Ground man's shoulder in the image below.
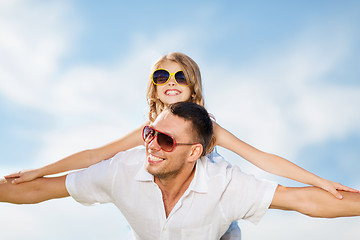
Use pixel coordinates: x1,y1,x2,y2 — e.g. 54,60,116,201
199,154,259,184
199,155,236,179
109,148,146,168
112,147,146,160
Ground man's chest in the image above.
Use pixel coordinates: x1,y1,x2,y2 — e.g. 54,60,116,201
112,182,228,239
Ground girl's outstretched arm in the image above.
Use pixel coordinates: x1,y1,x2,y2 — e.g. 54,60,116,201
5,124,147,184
213,122,359,199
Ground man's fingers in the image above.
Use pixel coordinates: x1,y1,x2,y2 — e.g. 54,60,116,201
0,178,8,184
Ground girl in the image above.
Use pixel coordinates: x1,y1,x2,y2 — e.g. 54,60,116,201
5,53,357,238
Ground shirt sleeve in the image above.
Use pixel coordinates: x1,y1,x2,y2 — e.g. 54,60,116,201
220,166,278,224
66,157,117,206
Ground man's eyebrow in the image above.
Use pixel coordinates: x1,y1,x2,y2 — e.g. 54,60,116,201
151,113,182,138
150,125,175,138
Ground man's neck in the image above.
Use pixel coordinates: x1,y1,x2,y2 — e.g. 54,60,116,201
155,164,196,218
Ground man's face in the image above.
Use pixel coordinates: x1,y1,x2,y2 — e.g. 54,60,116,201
145,110,196,180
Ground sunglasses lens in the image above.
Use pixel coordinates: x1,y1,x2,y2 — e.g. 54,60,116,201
143,126,174,151
174,71,188,86
143,126,155,142
157,132,174,151
152,69,169,85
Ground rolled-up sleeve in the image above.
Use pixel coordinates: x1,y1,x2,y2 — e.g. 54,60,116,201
220,166,278,224
66,158,115,205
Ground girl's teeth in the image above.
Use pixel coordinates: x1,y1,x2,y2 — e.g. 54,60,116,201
166,90,179,95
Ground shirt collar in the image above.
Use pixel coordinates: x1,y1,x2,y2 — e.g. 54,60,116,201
189,157,208,193
134,156,209,194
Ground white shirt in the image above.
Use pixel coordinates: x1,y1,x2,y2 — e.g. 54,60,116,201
66,148,277,240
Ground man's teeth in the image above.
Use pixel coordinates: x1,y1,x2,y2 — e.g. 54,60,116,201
149,154,164,162
166,90,179,95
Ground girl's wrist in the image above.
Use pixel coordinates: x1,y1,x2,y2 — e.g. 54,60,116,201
311,176,325,187
35,167,47,178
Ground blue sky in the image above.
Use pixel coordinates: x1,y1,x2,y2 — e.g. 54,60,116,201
1,0,360,239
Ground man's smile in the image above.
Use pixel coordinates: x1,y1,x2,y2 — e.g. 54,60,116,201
148,153,165,164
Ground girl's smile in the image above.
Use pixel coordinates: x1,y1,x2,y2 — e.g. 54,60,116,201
165,89,181,96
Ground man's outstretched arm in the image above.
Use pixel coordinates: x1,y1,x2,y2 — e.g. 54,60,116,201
0,176,69,204
270,185,360,218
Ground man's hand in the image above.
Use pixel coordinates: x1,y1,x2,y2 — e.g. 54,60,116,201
270,185,360,218
0,175,69,204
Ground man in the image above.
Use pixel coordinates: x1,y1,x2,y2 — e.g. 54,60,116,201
1,102,360,239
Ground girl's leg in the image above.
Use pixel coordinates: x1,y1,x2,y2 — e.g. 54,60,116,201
220,221,241,240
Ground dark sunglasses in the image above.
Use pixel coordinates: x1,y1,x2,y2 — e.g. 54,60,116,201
151,69,189,86
142,125,196,152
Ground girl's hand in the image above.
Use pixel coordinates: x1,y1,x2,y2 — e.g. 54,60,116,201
4,169,42,184
318,178,359,199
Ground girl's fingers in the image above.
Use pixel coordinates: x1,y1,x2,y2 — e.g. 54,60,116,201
328,188,343,200
336,184,359,193
11,178,22,184
4,173,20,179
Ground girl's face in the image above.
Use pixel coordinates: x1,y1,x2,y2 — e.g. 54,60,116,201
155,61,192,105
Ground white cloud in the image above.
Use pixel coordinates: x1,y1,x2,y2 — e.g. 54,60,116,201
0,198,130,240
0,0,76,107
205,23,360,158
293,87,360,141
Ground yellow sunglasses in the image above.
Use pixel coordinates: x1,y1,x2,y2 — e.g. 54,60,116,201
151,69,189,86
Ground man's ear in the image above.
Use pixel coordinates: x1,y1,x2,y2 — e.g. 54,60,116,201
187,144,203,163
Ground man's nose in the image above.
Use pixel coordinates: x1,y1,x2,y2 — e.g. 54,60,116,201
148,136,162,151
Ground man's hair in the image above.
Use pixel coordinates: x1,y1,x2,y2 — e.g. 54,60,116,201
169,102,213,156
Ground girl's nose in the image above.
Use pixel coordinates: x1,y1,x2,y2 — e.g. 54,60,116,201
167,75,177,86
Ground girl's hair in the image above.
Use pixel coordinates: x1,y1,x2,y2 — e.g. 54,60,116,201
146,52,204,122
